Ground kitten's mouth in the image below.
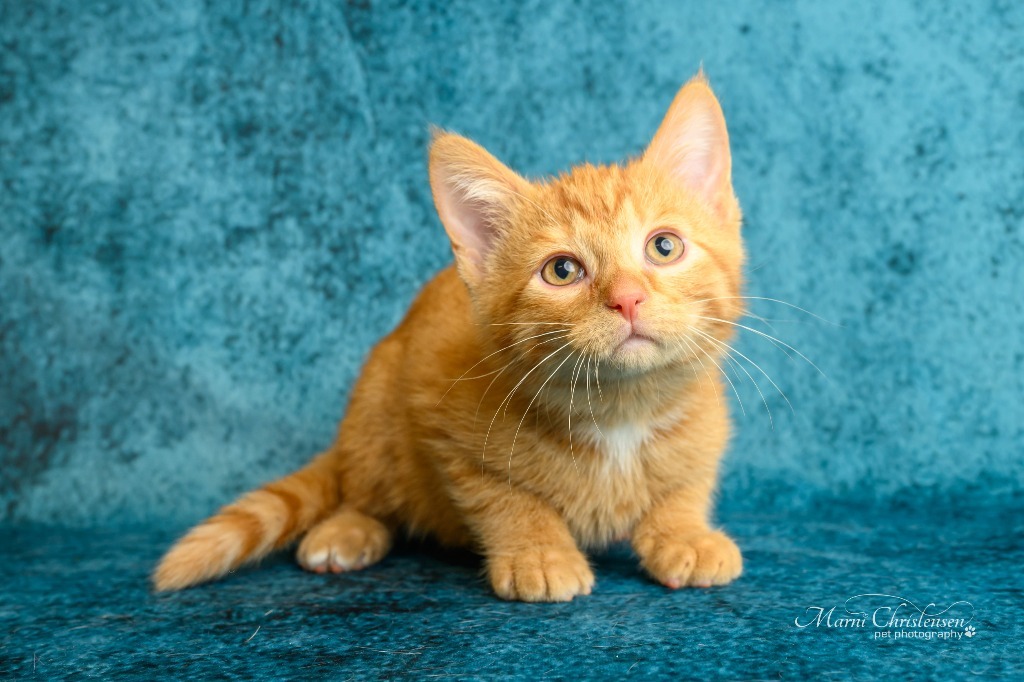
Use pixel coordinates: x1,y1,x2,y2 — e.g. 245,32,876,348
614,333,657,354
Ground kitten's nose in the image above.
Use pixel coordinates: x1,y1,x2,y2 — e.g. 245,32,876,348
606,287,647,323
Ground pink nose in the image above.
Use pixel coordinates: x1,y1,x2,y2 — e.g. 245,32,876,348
606,288,646,323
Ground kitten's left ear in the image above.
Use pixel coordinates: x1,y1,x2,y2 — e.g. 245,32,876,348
643,72,738,221
429,131,531,287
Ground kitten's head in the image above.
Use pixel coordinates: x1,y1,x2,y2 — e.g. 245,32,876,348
429,74,744,382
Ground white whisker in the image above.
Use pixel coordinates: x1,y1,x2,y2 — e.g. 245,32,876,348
743,310,780,334
483,340,574,462
436,329,570,406
678,334,720,406
691,325,794,428
508,347,577,486
566,347,589,474
452,367,505,382
585,355,604,439
689,296,839,326
487,322,577,326
474,361,511,428
693,315,828,380
693,328,768,425
679,334,745,417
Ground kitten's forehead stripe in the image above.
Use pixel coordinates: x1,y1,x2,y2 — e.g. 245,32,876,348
552,181,597,222
548,165,634,225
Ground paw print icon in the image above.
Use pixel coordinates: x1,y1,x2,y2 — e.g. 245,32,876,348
964,626,976,638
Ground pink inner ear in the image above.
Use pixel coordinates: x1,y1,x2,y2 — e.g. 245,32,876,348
429,133,527,281
644,82,733,211
440,182,494,270
672,109,728,196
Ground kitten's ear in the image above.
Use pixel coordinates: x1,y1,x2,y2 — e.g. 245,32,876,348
429,131,530,285
643,73,736,220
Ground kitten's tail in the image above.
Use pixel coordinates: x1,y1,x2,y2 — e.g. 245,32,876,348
152,449,342,592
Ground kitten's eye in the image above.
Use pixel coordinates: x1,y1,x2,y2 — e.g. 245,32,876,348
645,232,685,265
540,256,585,286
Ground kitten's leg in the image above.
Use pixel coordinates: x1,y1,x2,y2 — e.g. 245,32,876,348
451,469,594,602
631,487,742,589
296,507,393,574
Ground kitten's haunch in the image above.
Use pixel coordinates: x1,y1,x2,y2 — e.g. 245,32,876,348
155,72,746,601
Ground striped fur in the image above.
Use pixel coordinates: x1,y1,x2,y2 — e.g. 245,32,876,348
153,451,340,591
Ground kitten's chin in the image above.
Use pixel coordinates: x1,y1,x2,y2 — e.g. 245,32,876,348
616,335,657,354
607,334,664,374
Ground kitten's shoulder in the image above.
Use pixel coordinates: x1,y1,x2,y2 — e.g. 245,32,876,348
392,264,476,352
404,265,470,321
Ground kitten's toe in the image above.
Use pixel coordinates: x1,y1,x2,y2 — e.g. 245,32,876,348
297,509,392,574
488,545,594,602
634,529,742,589
687,531,743,586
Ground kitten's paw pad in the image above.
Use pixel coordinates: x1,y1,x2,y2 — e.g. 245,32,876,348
488,546,594,602
634,529,742,589
297,511,392,574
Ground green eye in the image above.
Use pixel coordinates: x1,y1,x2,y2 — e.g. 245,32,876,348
645,232,684,264
541,256,585,286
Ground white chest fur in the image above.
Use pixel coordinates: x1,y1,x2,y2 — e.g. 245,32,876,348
582,421,652,472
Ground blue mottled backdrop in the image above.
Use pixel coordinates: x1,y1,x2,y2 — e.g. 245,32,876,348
1,1,1022,678
3,0,1021,524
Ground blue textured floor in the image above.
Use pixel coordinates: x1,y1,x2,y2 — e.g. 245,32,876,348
3,505,1020,678
2,0,1023,677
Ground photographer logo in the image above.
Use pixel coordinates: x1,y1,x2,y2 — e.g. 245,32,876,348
794,594,976,641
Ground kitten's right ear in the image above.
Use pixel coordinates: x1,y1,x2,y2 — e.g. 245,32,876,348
429,131,529,286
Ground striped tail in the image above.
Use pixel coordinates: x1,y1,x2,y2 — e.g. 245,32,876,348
152,450,341,591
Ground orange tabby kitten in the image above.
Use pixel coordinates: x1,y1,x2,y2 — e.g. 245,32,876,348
154,73,745,601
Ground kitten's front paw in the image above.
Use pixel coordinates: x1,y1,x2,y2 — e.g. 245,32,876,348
488,545,595,602
633,529,742,589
